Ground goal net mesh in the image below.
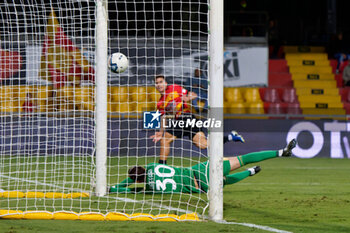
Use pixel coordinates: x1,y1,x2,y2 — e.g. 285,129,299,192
0,0,209,219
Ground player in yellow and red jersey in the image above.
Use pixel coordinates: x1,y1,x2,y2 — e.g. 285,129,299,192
150,75,244,164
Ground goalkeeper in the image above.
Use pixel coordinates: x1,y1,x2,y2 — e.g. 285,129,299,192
109,139,297,194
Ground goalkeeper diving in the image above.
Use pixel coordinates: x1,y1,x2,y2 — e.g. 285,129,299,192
109,138,297,194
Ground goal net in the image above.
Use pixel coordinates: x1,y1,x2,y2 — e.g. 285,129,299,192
0,0,211,220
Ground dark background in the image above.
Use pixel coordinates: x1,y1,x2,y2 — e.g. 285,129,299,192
1,0,349,48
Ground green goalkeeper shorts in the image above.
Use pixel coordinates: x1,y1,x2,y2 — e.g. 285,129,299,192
191,160,231,193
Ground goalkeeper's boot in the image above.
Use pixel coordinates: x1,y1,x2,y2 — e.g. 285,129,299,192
281,139,297,157
228,131,245,143
247,166,261,176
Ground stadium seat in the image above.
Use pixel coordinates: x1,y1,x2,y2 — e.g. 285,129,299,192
293,80,337,88
339,88,350,102
289,66,333,74
244,88,261,103
107,101,116,113
343,102,350,114
130,86,147,102
147,87,161,102
115,103,130,113
131,102,148,113
226,102,246,114
263,88,281,103
74,87,94,111
346,90,350,103
110,86,127,103
36,86,53,112
248,102,264,114
286,103,302,115
224,88,243,103
282,88,298,103
266,102,285,115
56,87,75,111
285,52,328,60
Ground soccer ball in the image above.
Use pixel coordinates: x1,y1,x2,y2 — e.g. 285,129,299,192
109,52,129,73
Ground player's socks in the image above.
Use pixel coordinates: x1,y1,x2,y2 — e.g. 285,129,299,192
237,139,297,166
158,159,167,164
237,150,278,166
224,170,250,185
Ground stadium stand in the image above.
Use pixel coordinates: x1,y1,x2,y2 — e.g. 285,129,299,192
2,46,350,119
222,45,350,118
286,51,345,116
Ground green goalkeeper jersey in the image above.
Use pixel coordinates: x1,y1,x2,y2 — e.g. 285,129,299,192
145,163,200,193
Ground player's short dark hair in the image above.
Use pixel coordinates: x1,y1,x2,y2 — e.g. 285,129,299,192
155,74,165,80
128,166,146,182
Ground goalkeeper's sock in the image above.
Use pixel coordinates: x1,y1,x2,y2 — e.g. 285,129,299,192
237,150,278,166
224,170,250,185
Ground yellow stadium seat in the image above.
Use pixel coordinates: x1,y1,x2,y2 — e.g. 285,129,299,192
291,73,334,80
296,88,339,96
224,88,243,103
56,87,75,111
285,53,327,60
130,86,147,102
36,86,53,112
0,86,14,101
108,101,118,113
283,46,325,54
248,102,264,114
0,101,16,113
289,66,332,74
110,86,128,103
115,103,130,113
243,88,261,103
293,80,336,88
226,102,246,114
131,102,148,113
147,86,161,102
287,59,330,67
74,86,94,111
147,101,158,111
298,95,340,103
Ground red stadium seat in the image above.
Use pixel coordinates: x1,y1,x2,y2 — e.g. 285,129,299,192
266,102,285,115
339,88,348,102
282,88,298,103
343,102,350,114
286,102,302,115
346,90,350,103
263,88,281,103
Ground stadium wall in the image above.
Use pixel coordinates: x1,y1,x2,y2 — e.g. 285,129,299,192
1,116,349,159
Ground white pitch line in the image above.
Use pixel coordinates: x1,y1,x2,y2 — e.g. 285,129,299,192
0,173,199,215
107,195,200,216
0,174,85,192
0,174,292,232
217,220,293,233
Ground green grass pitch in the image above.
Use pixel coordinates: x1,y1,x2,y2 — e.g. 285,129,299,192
0,157,350,233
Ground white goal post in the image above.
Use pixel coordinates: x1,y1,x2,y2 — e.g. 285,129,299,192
0,0,223,221
208,0,224,221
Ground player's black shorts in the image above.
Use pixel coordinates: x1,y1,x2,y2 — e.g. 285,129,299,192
165,114,202,139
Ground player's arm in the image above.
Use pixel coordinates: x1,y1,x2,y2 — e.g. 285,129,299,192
183,91,197,102
150,115,166,143
109,177,137,193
